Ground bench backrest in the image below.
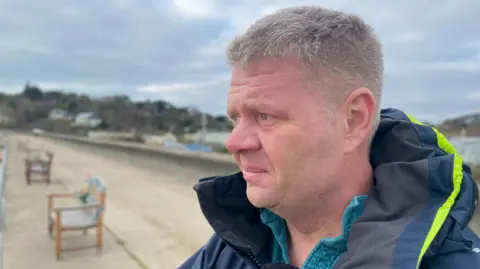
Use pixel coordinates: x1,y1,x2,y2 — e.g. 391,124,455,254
80,176,107,220
25,149,54,164
25,150,54,174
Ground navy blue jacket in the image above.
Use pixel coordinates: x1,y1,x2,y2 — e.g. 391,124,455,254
179,108,480,269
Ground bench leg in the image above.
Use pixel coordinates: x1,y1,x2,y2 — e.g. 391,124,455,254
25,171,31,185
48,220,54,239
55,219,62,260
96,225,103,254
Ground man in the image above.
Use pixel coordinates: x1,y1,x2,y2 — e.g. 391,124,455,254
180,5,480,269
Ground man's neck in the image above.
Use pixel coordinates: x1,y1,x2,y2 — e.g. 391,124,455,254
284,193,348,267
284,155,373,267
286,207,344,267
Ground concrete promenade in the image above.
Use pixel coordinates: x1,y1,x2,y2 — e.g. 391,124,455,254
4,134,213,269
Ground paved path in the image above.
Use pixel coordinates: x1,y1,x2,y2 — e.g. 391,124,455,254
3,135,144,269
5,135,214,269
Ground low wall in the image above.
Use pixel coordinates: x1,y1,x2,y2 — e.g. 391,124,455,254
38,132,239,183
0,135,9,269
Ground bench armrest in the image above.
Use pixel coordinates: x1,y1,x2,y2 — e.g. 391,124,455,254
48,193,75,198
52,203,101,213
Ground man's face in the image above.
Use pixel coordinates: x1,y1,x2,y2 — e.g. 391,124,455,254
226,59,346,211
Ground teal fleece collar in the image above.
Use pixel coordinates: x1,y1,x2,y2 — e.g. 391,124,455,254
260,195,368,269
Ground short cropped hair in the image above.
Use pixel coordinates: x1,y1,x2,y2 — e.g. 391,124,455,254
227,5,384,134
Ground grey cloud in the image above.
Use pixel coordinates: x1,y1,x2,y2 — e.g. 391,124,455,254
0,0,224,85
0,0,479,120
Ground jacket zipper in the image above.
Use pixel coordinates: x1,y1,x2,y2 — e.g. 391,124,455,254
247,253,263,268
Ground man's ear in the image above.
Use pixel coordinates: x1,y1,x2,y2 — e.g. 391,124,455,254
342,87,376,153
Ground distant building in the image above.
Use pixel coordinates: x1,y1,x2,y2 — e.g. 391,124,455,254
190,131,231,145
0,105,15,125
49,108,73,121
72,112,103,128
443,114,480,127
463,115,480,125
0,114,13,125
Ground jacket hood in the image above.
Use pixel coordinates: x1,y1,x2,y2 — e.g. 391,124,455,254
193,108,479,269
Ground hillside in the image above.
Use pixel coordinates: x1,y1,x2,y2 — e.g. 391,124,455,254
0,83,233,136
436,113,480,137
2,82,479,139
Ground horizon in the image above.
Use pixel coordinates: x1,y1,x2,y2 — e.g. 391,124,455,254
3,86,480,125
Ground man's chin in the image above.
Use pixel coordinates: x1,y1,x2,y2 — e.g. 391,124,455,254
246,185,277,208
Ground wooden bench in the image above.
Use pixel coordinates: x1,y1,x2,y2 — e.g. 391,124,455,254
25,149,54,185
47,176,107,260
17,138,30,152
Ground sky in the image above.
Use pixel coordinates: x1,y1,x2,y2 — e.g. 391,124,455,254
0,0,479,123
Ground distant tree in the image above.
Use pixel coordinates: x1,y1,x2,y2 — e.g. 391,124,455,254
135,102,145,109
98,121,109,130
7,100,16,110
154,100,169,113
114,95,130,103
215,115,229,122
34,102,55,118
182,118,194,129
55,103,69,110
22,82,43,100
75,94,93,112
67,100,78,112
44,90,63,100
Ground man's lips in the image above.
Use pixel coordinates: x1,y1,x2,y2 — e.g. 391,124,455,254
242,166,267,173
241,166,268,184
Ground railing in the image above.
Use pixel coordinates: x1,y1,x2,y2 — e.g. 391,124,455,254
449,137,480,165
0,136,9,269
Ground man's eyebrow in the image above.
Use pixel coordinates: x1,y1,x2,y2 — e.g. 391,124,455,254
227,92,279,115
245,95,280,110
244,100,267,111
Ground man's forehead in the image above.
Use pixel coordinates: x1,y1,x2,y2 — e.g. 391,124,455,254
227,86,278,105
231,58,301,84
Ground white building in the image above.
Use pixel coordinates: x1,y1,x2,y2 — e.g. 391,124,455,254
72,112,102,128
49,108,73,121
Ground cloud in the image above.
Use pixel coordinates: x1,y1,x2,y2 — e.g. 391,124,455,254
467,92,480,101
137,74,230,109
390,32,424,43
0,0,479,121
139,74,229,94
171,0,218,18
419,61,479,73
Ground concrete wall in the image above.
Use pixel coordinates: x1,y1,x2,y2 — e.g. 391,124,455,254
38,132,239,184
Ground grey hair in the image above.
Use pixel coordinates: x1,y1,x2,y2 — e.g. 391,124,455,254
227,5,384,137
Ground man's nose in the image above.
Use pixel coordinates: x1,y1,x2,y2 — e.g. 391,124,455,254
226,122,261,153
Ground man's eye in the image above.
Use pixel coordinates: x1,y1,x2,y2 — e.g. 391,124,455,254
259,113,271,121
230,116,240,124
